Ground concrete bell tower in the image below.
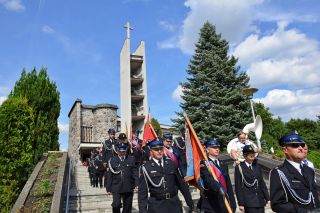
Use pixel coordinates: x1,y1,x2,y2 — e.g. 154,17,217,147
120,22,149,136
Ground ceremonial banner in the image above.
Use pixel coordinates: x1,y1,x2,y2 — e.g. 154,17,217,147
184,115,206,188
184,114,232,213
142,114,157,147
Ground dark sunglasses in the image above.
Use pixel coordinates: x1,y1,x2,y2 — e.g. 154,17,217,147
286,143,305,148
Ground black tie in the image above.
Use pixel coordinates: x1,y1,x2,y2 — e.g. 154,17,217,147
214,160,219,167
249,165,253,170
158,160,162,167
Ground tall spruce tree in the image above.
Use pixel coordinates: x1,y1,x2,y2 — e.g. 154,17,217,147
174,22,252,147
9,67,60,163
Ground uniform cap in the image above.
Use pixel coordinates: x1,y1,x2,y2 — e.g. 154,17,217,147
205,139,220,147
108,128,116,134
117,143,128,151
148,139,164,149
242,145,256,155
278,133,304,147
132,130,140,136
118,133,127,140
163,133,173,141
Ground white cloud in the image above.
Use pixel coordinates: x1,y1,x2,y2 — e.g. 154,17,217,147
42,25,55,34
255,11,319,23
234,22,320,88
58,122,69,133
157,36,179,49
159,21,175,32
0,96,7,105
0,0,25,12
159,0,263,54
172,85,183,102
255,89,320,121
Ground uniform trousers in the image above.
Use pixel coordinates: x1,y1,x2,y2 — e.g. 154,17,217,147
244,207,265,213
112,192,133,213
147,195,182,213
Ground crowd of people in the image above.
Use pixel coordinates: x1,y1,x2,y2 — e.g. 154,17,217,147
85,128,319,213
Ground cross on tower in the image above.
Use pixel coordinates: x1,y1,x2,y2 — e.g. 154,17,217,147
123,22,133,39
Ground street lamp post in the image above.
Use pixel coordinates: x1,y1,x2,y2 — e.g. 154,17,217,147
243,88,262,149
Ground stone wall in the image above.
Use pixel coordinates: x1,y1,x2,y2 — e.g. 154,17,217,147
92,105,117,142
68,100,81,162
68,99,118,163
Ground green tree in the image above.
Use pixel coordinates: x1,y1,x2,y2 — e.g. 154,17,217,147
151,118,163,138
173,22,251,147
255,102,287,154
285,118,320,149
9,68,60,163
0,97,34,212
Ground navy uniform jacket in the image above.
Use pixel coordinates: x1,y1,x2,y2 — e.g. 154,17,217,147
104,139,117,163
165,146,185,176
200,158,237,213
234,162,269,207
94,152,105,172
270,160,320,213
138,157,194,213
131,138,143,165
106,155,138,193
173,137,187,177
142,145,151,162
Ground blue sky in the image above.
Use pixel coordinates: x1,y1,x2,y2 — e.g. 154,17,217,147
1,0,319,151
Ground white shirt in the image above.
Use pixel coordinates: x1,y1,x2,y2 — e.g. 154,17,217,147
152,158,164,167
208,156,219,166
286,159,302,175
245,161,253,169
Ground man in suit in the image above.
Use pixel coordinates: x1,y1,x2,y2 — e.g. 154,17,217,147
270,133,320,213
234,145,270,213
106,143,138,213
200,139,236,213
138,139,194,213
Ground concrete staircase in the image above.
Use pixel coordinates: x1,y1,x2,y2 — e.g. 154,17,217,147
68,162,273,212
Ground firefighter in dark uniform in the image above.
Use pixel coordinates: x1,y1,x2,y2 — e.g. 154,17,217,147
234,144,270,213
200,139,236,213
94,144,105,188
106,143,138,213
104,128,117,163
270,133,320,213
163,133,181,170
87,153,94,186
131,130,144,166
115,133,131,155
173,127,188,177
138,139,194,213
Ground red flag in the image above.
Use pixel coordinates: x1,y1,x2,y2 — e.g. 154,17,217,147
142,114,157,147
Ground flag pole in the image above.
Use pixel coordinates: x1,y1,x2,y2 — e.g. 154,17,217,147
184,114,232,213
